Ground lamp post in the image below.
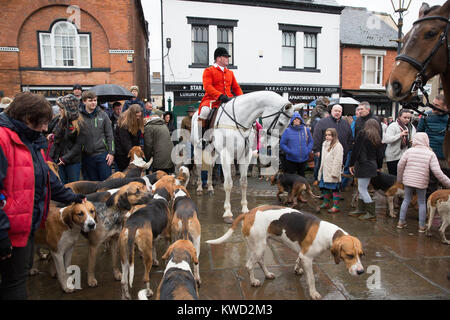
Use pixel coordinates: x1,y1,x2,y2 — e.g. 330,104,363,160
391,0,412,118
160,0,165,110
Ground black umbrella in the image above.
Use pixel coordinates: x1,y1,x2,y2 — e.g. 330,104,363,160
90,84,135,103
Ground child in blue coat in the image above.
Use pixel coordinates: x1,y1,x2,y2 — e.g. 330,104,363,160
280,112,313,177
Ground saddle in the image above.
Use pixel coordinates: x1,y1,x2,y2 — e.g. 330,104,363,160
206,106,219,131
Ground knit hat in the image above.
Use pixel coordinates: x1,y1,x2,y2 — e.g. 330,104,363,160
73,84,82,90
56,94,80,121
130,85,139,92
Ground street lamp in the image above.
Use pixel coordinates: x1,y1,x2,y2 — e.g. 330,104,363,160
391,0,412,117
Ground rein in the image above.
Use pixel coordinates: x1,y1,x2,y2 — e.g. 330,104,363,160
216,98,291,137
396,15,450,115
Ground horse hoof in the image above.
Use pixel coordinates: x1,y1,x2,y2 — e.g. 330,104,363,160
197,190,203,196
223,216,234,224
208,190,214,196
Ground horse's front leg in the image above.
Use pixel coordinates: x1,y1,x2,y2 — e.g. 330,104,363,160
239,162,249,213
221,161,233,224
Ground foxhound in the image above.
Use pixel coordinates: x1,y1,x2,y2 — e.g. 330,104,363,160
34,201,97,293
426,189,450,244
153,240,199,300
270,172,321,207
119,186,173,300
86,182,152,287
171,185,201,285
207,205,365,300
106,146,153,180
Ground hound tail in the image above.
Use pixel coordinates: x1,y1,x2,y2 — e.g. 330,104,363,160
206,213,246,245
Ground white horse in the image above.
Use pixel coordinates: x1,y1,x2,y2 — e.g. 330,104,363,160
190,91,293,223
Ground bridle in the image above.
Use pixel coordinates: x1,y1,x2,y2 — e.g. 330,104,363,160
217,98,291,137
261,105,292,137
396,15,450,115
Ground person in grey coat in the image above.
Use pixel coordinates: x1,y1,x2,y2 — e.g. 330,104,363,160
144,115,174,174
78,91,115,181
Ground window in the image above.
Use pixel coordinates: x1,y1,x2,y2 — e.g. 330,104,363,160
282,32,295,68
362,55,383,86
304,33,317,69
218,27,233,65
278,24,321,71
191,25,208,65
39,21,90,68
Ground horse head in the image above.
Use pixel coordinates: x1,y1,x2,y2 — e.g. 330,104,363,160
260,92,294,138
386,1,450,102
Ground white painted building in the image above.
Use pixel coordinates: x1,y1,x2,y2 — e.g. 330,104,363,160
145,0,344,111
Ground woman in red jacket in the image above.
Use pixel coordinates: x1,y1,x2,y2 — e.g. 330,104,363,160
198,47,243,143
0,92,85,300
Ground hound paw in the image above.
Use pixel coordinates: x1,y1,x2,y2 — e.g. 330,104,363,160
113,270,122,281
29,268,40,276
63,286,75,294
250,279,261,287
294,267,304,276
88,277,98,287
152,259,160,267
441,239,450,245
265,272,275,280
310,291,322,300
145,288,154,298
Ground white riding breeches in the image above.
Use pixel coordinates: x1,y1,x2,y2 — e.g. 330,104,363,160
199,106,211,120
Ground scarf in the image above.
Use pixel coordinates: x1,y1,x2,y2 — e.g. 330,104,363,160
397,118,410,149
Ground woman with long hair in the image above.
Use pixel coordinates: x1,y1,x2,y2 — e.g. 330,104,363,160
49,94,84,184
349,118,384,221
317,128,343,213
114,104,144,171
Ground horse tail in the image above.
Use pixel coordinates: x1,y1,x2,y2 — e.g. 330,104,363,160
206,213,246,245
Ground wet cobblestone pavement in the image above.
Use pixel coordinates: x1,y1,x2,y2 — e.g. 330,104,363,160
27,175,450,300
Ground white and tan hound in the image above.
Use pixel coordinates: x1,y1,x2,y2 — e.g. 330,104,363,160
171,185,201,285
207,205,365,300
144,240,199,300
426,189,450,244
34,201,97,293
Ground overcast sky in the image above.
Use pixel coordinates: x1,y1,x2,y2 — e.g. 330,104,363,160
336,0,444,32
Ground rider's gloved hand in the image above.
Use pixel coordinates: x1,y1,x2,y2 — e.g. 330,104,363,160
219,94,231,103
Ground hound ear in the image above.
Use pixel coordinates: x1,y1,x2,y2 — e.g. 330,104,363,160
330,241,342,265
190,247,199,265
419,2,430,18
162,243,175,260
117,192,132,211
63,206,74,228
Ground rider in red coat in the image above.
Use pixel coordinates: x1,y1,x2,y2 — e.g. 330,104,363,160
198,47,243,143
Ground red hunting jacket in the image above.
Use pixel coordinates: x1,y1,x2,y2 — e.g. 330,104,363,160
199,65,243,112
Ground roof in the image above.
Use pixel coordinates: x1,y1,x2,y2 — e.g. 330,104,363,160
340,7,398,48
181,0,344,14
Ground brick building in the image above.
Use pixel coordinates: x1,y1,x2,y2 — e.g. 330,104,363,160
0,0,149,104
340,7,398,117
